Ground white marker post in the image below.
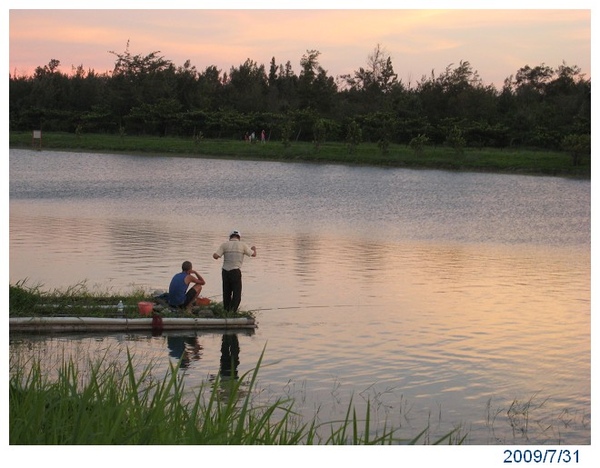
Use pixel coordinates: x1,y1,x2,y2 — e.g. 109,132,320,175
32,129,42,150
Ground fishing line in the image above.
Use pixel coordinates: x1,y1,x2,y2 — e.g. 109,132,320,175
248,304,361,312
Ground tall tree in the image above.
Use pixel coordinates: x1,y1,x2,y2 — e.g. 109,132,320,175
342,44,398,93
297,50,337,113
196,65,223,111
107,42,175,122
223,59,268,112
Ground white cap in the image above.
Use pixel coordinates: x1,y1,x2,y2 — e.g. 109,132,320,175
229,229,241,238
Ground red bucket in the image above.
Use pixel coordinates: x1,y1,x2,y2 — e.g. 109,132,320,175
196,297,211,306
138,301,153,316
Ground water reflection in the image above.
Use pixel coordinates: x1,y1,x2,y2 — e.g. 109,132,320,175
219,334,240,380
163,331,243,400
9,149,590,444
167,335,203,370
208,333,246,403
163,331,249,376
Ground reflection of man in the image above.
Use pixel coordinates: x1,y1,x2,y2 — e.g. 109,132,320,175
219,334,240,379
167,335,203,369
213,230,256,312
168,261,206,310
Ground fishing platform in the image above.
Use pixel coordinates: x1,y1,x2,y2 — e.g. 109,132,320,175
9,316,257,333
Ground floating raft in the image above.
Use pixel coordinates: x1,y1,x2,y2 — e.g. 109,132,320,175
10,316,257,333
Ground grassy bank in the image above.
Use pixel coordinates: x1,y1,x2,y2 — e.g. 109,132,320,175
9,350,462,445
8,280,252,320
10,131,590,178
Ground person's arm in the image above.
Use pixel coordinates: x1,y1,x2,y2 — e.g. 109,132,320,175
243,243,256,257
213,244,224,260
187,271,206,285
193,271,206,285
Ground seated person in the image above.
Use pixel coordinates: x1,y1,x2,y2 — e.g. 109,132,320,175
168,261,206,310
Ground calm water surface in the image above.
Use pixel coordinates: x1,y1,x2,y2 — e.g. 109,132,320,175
9,149,591,444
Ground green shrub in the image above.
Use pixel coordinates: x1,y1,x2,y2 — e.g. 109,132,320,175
409,134,429,155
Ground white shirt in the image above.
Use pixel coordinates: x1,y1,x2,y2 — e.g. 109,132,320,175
215,239,254,271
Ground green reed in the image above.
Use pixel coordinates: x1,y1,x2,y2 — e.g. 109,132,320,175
9,280,144,317
9,349,461,445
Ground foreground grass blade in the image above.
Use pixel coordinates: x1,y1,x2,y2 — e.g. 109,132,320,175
9,349,465,445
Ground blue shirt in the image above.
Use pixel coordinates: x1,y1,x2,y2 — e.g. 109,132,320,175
168,271,189,306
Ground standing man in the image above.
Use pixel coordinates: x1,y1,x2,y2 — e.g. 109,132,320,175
213,230,257,312
168,261,206,310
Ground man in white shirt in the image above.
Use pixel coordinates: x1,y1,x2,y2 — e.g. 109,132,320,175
213,230,257,312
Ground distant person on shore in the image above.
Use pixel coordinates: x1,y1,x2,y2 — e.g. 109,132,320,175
168,261,206,310
261,129,266,143
213,230,256,312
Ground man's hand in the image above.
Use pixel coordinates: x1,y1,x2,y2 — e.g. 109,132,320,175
188,270,206,285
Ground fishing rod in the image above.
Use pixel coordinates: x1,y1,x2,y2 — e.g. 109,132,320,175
202,294,367,312
248,304,356,312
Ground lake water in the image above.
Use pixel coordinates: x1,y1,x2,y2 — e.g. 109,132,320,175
8,148,591,445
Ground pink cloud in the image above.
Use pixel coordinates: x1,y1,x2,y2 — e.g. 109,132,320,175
9,9,590,87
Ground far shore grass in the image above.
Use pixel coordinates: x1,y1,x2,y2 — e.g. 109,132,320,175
10,131,590,178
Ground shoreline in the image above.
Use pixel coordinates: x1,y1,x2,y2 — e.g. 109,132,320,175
9,131,590,179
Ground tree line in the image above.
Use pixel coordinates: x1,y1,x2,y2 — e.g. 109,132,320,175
9,43,591,157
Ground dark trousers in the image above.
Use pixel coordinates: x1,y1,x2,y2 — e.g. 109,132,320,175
222,268,242,312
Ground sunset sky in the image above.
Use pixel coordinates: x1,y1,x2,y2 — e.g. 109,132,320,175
7,2,592,89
